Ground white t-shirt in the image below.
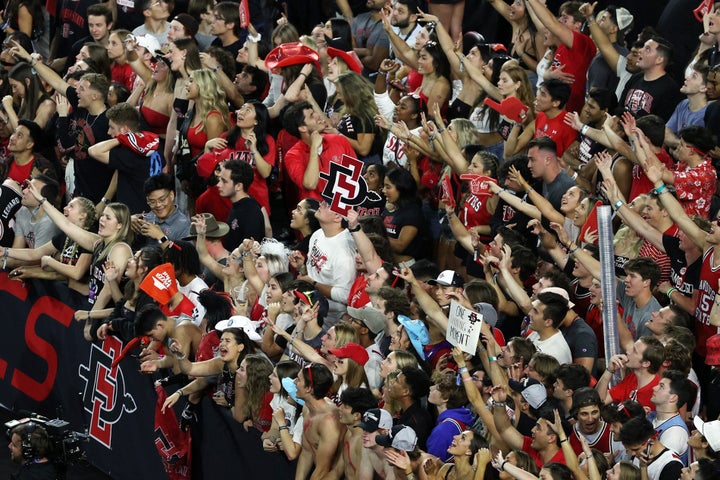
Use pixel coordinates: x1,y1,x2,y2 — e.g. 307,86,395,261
178,276,209,326
306,229,357,326
528,330,572,364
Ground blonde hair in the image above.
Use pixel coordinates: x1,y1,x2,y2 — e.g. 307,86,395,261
99,202,133,259
189,68,229,132
450,118,480,149
334,321,358,349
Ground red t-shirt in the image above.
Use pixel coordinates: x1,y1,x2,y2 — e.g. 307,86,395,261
111,62,137,91
226,134,277,214
7,157,34,183
522,436,567,469
629,149,675,201
551,31,596,113
534,110,577,157
195,184,232,223
609,372,660,411
283,134,356,201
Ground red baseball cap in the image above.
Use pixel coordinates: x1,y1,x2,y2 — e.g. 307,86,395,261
329,342,369,366
706,334,720,366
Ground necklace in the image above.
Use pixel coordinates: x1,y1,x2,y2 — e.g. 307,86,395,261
86,112,101,128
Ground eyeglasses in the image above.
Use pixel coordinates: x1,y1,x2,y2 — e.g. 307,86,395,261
211,15,226,22
146,192,171,206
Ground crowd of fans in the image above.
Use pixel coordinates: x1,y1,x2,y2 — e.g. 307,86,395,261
4,0,720,478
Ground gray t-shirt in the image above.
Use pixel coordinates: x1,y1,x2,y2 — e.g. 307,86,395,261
543,170,576,212
616,280,660,339
14,207,60,248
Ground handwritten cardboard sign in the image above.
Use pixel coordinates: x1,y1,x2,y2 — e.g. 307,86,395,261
446,300,483,354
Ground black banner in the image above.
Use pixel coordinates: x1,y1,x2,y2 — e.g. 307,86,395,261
0,274,296,479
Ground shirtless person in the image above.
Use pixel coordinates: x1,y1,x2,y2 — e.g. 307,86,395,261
135,305,202,374
358,408,396,480
295,363,344,480
334,387,378,480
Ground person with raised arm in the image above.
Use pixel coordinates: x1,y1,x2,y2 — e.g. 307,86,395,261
11,41,113,205
637,131,720,395
26,181,132,335
600,157,703,316
490,384,566,469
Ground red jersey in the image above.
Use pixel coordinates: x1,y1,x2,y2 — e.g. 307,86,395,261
6,157,34,183
461,192,493,243
638,224,679,283
694,247,720,357
569,421,613,455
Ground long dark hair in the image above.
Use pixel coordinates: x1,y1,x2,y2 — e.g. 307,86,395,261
386,167,418,209
227,100,270,156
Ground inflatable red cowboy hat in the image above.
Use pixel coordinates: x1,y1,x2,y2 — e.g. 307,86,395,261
264,42,321,73
326,47,363,74
483,96,529,124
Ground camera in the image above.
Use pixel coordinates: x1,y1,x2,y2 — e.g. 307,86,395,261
5,414,86,466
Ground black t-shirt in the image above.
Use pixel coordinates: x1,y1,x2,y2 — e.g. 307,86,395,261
222,196,265,251
382,203,424,259
108,147,160,214
51,232,90,268
621,73,683,122
396,401,434,450
59,87,112,203
11,460,57,480
663,234,701,297
0,184,21,247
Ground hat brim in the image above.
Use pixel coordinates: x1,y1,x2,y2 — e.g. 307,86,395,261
182,223,230,240
326,47,363,74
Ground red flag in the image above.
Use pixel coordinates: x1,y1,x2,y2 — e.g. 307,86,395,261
440,174,455,209
694,0,713,21
154,386,192,480
239,0,250,28
578,201,602,244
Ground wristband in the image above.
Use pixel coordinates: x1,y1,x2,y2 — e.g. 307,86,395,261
278,425,290,431
492,400,506,408
654,184,667,195
100,197,109,204
666,287,677,298
458,366,468,374
580,124,590,136
501,460,508,471
348,224,362,233
568,245,579,255
38,197,46,206
488,356,497,363
613,200,625,210
526,186,534,194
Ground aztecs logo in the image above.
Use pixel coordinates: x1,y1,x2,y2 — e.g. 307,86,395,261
319,155,382,216
78,336,137,449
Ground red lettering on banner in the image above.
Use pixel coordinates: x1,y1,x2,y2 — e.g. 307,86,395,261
10,296,74,401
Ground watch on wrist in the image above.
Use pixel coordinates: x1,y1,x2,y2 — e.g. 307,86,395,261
159,235,169,244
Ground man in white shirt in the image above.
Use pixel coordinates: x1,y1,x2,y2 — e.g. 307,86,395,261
527,291,573,364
